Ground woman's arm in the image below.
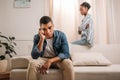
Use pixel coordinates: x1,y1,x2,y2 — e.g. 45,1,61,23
78,27,82,34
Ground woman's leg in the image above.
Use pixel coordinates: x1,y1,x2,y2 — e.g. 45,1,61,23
72,38,87,45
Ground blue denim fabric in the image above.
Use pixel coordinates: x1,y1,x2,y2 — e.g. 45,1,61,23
72,36,87,45
31,30,70,60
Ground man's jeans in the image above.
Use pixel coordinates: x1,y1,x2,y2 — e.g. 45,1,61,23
26,57,74,80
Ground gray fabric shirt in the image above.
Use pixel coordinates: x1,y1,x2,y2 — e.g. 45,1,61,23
79,14,94,47
43,38,56,58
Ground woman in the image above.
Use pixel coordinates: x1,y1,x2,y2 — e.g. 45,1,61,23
72,2,94,47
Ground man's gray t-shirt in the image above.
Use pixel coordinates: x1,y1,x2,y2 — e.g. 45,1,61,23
43,38,56,58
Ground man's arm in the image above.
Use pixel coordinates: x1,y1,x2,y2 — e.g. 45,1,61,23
37,29,45,51
49,57,61,63
57,32,70,60
31,30,45,59
31,35,42,59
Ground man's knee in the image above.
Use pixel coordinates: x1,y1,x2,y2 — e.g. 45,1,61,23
61,59,73,70
29,60,40,69
29,59,46,69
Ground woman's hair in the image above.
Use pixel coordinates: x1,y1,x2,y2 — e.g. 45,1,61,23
81,2,91,10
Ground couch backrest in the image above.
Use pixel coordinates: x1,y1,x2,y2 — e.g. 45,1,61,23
69,44,120,64
15,44,120,64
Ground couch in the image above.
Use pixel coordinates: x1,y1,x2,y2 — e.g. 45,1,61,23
10,44,120,80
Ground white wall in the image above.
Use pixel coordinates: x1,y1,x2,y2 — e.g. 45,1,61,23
0,0,49,40
0,0,49,56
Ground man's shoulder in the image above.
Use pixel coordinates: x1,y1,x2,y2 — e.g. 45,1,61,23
54,30,65,36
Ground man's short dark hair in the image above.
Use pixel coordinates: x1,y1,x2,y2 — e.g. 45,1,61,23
81,2,91,10
40,16,52,26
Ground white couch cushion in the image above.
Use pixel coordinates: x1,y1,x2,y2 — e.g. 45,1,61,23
74,64,120,80
69,44,120,64
71,52,112,66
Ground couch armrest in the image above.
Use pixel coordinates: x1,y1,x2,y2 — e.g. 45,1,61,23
11,56,32,69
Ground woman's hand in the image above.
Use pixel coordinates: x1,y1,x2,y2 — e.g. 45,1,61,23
86,24,89,29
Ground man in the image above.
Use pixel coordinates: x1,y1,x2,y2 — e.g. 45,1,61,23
27,16,74,80
72,2,94,47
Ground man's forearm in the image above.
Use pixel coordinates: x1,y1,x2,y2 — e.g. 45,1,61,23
38,38,44,52
49,57,61,63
